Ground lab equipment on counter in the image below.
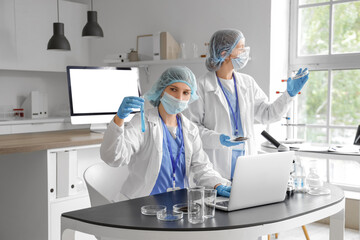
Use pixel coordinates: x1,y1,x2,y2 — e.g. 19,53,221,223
204,188,217,218
173,203,188,214
306,168,330,195
261,130,289,152
141,205,166,215
156,209,183,221
188,186,205,224
293,161,306,192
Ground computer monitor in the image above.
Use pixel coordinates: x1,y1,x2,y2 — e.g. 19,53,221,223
66,66,140,133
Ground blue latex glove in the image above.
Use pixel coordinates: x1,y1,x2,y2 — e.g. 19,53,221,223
117,96,144,119
216,185,231,198
287,68,309,97
220,134,242,147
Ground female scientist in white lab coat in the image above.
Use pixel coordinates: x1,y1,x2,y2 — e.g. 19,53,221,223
185,29,309,180
100,66,231,200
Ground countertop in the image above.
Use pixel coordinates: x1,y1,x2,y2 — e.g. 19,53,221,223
0,129,104,154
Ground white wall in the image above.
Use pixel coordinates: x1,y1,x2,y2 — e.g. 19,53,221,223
0,70,70,117
90,0,273,95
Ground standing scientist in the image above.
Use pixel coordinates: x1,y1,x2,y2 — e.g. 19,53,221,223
185,29,309,180
100,66,231,200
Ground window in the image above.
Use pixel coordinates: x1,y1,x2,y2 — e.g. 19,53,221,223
290,0,360,145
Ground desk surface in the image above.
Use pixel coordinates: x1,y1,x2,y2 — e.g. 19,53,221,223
62,184,344,232
0,129,103,154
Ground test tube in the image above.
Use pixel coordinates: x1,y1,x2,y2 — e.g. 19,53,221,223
140,97,145,133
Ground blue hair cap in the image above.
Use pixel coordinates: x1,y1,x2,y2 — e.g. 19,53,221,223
144,66,198,107
206,29,245,72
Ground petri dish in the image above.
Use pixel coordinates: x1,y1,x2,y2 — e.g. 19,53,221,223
307,187,331,196
157,209,183,221
173,203,188,214
230,136,248,142
141,205,166,216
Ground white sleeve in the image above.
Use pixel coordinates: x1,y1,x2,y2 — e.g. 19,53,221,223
100,115,144,167
184,81,223,150
252,79,293,124
190,127,231,188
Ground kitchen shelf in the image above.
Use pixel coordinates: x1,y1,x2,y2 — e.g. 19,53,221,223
0,117,69,126
104,57,206,68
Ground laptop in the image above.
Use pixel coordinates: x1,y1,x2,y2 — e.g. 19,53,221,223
215,151,294,211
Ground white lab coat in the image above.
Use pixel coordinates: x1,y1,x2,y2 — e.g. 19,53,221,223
100,107,230,200
184,71,293,179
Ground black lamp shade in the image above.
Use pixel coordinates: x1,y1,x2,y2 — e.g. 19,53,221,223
82,11,104,37
47,22,71,51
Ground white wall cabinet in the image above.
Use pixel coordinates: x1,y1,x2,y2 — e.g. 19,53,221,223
0,144,100,240
0,0,90,72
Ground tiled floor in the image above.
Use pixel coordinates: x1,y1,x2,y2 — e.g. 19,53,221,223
268,222,359,240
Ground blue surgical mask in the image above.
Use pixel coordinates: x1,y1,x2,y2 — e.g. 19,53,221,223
231,47,250,70
231,53,249,70
160,92,189,114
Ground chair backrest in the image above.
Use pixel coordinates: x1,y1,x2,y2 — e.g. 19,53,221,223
84,162,129,207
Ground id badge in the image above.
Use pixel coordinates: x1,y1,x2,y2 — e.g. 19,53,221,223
167,187,181,192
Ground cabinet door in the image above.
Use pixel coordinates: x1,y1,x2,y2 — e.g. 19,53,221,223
0,0,17,69
50,195,96,240
48,146,102,240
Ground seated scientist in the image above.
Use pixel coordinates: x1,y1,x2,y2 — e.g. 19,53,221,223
100,66,231,200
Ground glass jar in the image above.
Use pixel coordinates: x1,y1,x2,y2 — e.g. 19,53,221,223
13,108,24,119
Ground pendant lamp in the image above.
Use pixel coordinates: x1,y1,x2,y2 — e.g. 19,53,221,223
47,0,71,51
82,0,104,38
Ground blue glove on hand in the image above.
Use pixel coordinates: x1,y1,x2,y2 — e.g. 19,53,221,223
220,134,242,147
117,96,144,119
287,68,309,97
216,185,231,198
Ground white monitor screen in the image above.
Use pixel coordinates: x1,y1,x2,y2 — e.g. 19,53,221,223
67,66,140,127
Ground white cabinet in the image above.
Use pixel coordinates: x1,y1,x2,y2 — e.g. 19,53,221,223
0,0,90,72
0,144,101,240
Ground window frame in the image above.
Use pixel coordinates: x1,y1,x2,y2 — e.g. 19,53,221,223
289,0,360,144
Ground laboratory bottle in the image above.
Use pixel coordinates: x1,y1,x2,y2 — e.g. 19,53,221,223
306,168,323,191
293,161,306,192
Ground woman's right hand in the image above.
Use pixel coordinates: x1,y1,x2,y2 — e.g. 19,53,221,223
219,134,242,147
117,96,144,119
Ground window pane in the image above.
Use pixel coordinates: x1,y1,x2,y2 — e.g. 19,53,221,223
330,159,360,188
299,0,329,5
330,128,358,145
299,6,329,56
332,2,360,54
297,127,328,143
331,69,360,125
297,71,328,125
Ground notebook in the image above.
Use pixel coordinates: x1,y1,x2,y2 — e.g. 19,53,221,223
215,151,294,211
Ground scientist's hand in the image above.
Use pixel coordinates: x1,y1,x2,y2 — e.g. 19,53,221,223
117,96,144,119
216,185,231,198
287,68,309,97
220,134,242,147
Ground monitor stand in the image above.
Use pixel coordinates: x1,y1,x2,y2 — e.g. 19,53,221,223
90,123,107,134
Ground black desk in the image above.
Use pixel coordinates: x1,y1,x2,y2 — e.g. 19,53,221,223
61,184,345,240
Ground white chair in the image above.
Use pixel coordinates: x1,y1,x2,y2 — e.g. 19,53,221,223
83,162,129,207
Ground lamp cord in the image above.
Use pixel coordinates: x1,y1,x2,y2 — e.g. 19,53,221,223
91,0,93,11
